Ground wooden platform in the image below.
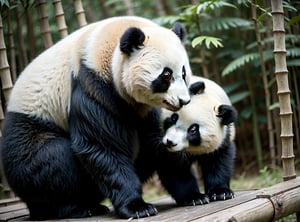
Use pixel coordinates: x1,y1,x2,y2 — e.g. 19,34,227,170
0,177,299,221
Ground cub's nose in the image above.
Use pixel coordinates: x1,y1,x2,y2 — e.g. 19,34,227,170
166,139,177,148
179,98,190,107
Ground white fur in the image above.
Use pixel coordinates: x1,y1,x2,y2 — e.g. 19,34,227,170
162,76,235,154
8,16,192,129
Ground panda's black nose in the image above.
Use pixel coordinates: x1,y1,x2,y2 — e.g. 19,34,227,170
179,98,190,107
166,139,177,148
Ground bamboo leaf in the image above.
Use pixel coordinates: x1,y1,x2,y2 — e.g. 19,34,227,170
192,36,223,49
229,91,250,104
201,17,251,32
222,53,259,76
287,48,300,57
222,51,273,76
269,102,280,110
287,59,300,66
223,81,244,94
240,107,252,119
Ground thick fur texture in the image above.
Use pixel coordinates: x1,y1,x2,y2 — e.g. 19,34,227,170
161,75,237,203
1,16,195,220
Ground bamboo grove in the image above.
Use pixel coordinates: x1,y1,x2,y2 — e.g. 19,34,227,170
0,0,299,176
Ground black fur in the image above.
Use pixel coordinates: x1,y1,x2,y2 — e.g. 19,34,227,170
120,27,145,55
217,104,238,125
69,62,205,218
172,22,186,41
197,137,236,201
187,124,201,146
1,112,109,220
189,81,205,95
151,67,173,93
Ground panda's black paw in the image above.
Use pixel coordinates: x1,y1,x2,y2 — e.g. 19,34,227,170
177,193,210,206
208,188,235,201
117,198,158,219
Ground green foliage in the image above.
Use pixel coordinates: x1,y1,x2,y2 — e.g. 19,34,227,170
195,0,236,14
222,50,275,76
0,0,9,7
201,17,252,32
192,36,223,49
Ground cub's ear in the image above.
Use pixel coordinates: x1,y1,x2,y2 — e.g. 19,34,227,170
120,27,145,55
172,22,186,41
189,81,205,95
216,104,238,125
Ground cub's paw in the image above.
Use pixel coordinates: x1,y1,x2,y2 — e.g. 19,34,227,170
177,193,210,206
208,188,235,201
117,198,158,219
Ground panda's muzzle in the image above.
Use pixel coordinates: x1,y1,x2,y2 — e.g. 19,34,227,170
166,139,177,148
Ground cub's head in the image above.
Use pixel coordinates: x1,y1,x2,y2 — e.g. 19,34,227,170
161,76,237,154
112,23,191,113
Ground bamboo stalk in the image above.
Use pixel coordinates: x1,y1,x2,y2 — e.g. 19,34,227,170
0,14,14,104
74,0,87,27
36,0,53,48
271,0,295,181
123,0,134,15
6,10,16,83
0,13,14,198
53,0,68,38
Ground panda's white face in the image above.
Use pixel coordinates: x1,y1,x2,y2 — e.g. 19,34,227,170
112,26,191,113
161,77,237,155
162,100,225,155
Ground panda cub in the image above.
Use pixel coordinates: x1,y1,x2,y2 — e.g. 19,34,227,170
1,16,196,220
161,75,237,202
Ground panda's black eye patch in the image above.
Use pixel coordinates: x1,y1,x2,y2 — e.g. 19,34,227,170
163,113,178,131
189,81,205,95
187,124,201,146
151,67,173,93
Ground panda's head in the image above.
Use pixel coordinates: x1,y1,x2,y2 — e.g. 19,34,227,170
161,76,237,154
112,23,191,113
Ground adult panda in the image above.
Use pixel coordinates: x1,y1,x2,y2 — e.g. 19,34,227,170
161,75,237,202
0,16,196,220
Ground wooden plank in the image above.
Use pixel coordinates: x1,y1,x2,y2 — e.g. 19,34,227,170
0,203,27,214
83,190,259,222
0,209,29,222
193,198,274,222
192,180,300,222
256,176,300,198
0,198,20,207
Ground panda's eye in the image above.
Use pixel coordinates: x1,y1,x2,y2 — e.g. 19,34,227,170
182,66,186,81
188,124,198,135
162,67,173,83
171,113,179,123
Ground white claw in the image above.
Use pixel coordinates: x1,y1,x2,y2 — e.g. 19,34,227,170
223,193,226,200
192,200,196,206
136,211,139,219
213,194,217,201
127,217,134,221
199,200,203,205
146,210,150,217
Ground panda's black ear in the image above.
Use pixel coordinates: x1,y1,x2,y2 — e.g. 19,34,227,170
189,81,205,95
120,27,145,55
216,104,238,125
172,22,186,41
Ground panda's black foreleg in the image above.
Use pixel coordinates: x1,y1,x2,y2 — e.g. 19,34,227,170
69,77,157,219
157,151,210,206
198,142,236,201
